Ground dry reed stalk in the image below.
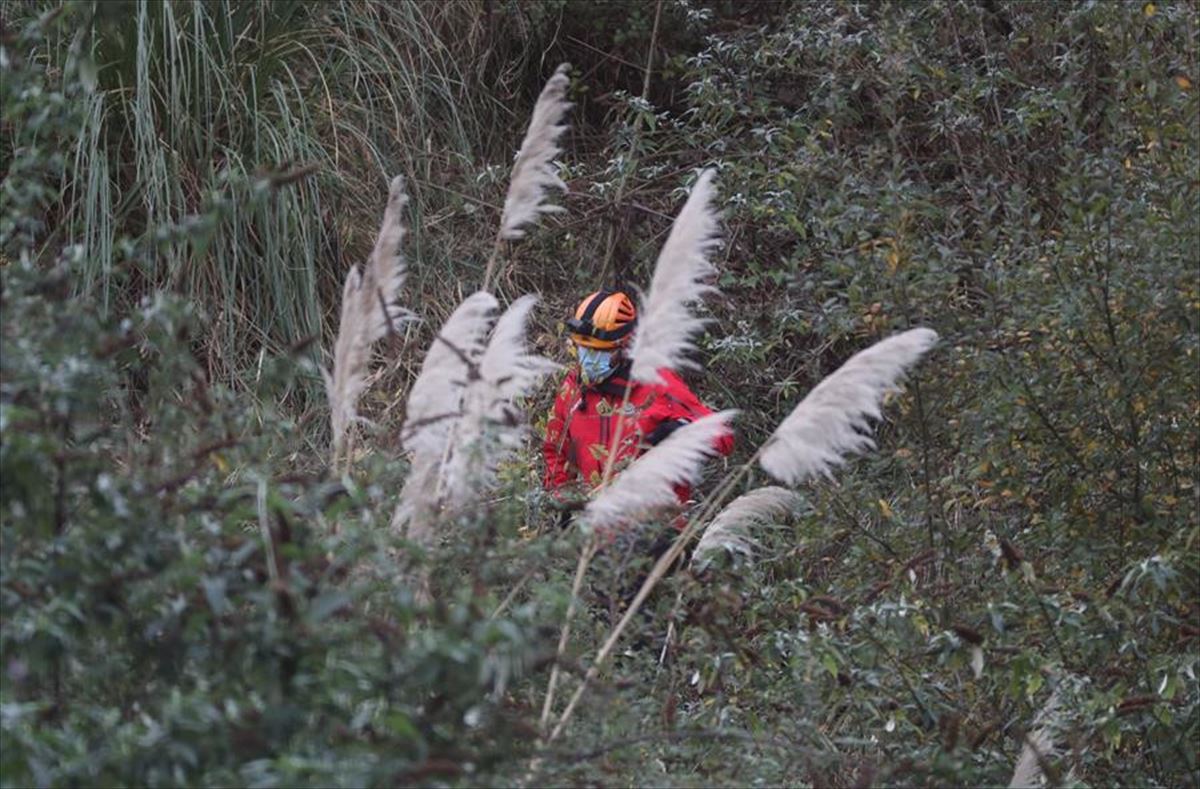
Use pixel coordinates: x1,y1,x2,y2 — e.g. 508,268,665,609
538,411,734,730
548,509,702,743
538,535,598,733
490,564,539,621
596,0,664,284
544,449,761,744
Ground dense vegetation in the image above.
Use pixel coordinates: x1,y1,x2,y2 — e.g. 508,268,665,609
2,1,1197,786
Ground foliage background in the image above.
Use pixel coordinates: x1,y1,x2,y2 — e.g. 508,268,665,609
2,0,1198,786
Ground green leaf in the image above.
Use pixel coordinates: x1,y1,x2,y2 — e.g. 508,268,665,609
308,591,351,623
201,576,229,616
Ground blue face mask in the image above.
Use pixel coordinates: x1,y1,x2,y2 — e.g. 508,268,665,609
576,346,618,386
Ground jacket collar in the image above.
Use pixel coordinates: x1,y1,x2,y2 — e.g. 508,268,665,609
585,360,634,398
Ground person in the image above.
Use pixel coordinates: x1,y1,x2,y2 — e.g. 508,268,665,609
541,289,734,524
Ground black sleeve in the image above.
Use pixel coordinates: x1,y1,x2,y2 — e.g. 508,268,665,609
645,418,689,446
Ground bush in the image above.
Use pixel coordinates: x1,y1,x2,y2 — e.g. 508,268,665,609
2,1,1197,786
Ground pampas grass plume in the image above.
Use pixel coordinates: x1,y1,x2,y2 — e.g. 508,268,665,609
441,295,560,508
324,175,410,467
629,168,722,384
692,486,802,568
498,63,572,240
1009,689,1064,788
399,291,498,460
760,328,938,485
583,410,737,530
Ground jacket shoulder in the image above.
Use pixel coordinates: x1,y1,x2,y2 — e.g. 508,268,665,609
654,368,694,392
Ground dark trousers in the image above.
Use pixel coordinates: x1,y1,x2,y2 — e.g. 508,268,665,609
590,524,683,638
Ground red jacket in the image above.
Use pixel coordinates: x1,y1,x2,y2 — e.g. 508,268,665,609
542,363,734,503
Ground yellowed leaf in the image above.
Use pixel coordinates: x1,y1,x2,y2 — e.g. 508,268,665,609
913,614,930,638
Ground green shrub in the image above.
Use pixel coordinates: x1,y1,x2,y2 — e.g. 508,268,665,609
2,1,1197,786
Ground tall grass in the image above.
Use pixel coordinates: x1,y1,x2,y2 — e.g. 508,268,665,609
61,1,333,391
45,0,524,410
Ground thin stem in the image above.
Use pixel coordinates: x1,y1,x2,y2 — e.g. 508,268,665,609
597,0,663,284
481,233,505,293
539,535,598,732
911,376,937,551
688,451,758,529
535,5,664,732
658,617,675,670
547,450,763,743
490,564,537,621
538,373,635,733
599,382,636,486
640,0,663,101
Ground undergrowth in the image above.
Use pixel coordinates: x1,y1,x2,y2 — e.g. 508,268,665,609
2,1,1198,786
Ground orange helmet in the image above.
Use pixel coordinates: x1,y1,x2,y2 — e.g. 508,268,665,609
567,290,637,349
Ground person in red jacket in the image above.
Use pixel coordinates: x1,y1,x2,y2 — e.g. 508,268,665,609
542,289,734,526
